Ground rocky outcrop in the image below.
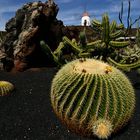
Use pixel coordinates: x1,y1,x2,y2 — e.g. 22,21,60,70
0,0,72,71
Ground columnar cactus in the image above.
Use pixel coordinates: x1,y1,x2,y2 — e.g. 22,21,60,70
40,14,140,71
40,41,61,66
51,58,135,139
107,57,140,71
92,13,130,51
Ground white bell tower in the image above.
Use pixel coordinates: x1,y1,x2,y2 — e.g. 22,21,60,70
81,12,91,26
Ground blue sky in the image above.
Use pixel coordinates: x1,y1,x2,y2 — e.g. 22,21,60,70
0,0,140,31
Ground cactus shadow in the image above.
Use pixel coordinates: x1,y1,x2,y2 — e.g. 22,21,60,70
0,90,16,108
108,122,131,140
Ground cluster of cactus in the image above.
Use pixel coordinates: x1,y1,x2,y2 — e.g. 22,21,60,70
117,44,140,64
108,26,140,71
51,58,135,139
40,14,140,71
40,29,94,66
91,13,130,58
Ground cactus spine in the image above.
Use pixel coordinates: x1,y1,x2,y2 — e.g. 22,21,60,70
51,58,135,139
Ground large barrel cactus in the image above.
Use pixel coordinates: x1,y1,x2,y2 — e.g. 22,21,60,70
51,58,135,139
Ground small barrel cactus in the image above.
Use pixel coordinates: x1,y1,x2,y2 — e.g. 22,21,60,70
51,58,135,139
0,81,14,96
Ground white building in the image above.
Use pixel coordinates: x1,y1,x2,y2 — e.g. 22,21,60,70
81,12,91,26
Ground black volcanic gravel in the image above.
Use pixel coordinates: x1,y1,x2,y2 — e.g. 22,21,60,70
0,68,140,140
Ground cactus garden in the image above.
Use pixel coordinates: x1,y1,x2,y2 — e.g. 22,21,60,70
0,0,140,140
40,13,140,72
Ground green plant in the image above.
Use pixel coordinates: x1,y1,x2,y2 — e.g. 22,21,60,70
40,34,90,66
55,14,130,62
91,13,129,59
40,41,62,66
90,13,140,71
79,27,87,48
0,81,14,96
40,14,140,71
51,58,135,139
57,14,129,62
107,57,140,71
108,25,140,71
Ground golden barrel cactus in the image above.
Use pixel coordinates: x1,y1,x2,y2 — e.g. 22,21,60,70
0,81,14,96
51,58,135,139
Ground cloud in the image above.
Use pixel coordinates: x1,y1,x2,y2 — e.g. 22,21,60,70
0,0,140,30
57,0,131,25
0,4,21,31
109,5,121,13
56,0,73,4
57,6,83,25
0,5,20,13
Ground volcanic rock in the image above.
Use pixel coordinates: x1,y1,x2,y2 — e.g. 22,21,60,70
0,0,73,72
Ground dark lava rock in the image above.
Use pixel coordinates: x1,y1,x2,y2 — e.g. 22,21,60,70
0,0,75,72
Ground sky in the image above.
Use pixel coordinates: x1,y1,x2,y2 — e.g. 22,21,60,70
0,0,140,31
